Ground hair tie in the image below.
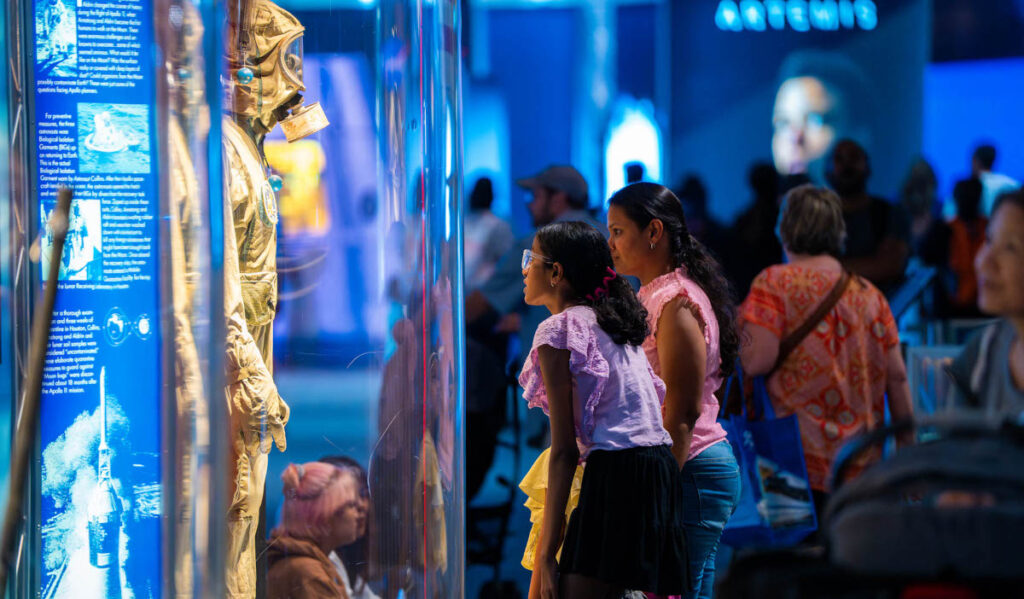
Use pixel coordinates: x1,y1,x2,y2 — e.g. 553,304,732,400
586,267,618,302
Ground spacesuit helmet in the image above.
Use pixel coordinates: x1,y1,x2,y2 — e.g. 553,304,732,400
226,0,326,139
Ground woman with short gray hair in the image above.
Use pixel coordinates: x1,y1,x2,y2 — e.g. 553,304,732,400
776,184,847,258
738,184,913,514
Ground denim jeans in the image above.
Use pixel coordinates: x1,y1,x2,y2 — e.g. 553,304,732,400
680,440,741,599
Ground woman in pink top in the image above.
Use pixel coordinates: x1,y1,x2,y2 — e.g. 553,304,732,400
608,183,741,599
520,221,686,598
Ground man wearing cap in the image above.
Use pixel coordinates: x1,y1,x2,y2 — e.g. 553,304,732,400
465,164,600,365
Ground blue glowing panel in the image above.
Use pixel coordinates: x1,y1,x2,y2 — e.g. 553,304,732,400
604,97,662,201
30,0,162,596
464,82,510,219
923,57,1024,207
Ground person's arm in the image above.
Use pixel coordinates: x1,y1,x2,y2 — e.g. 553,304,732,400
884,343,914,447
530,344,578,599
740,322,780,377
657,299,708,468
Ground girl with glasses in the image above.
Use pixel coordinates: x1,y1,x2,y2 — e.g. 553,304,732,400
519,221,687,599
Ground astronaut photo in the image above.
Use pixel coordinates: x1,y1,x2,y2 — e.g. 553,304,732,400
35,0,77,77
40,198,103,282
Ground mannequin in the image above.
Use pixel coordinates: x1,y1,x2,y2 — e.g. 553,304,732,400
222,0,327,595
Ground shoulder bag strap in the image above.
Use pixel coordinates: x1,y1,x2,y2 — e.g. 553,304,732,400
771,269,853,374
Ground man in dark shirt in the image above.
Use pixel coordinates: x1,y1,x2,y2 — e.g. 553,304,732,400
828,139,910,291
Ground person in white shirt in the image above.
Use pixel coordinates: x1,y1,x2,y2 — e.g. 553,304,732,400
972,144,1020,217
464,177,514,291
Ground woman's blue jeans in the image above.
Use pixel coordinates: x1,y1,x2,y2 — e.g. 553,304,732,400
680,440,741,599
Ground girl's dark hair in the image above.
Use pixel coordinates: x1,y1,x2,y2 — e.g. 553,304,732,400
608,182,739,377
535,221,649,346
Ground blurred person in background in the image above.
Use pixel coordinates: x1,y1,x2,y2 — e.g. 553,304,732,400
920,178,988,318
948,190,1024,413
827,139,911,292
465,165,600,447
464,176,514,292
607,182,740,599
673,174,728,264
728,162,784,299
269,461,370,599
465,165,599,353
626,162,646,184
971,144,1019,217
739,184,913,515
898,157,941,257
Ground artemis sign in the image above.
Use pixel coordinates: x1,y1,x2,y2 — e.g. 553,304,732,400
715,0,879,32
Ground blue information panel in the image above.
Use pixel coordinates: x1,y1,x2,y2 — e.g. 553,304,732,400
30,0,162,597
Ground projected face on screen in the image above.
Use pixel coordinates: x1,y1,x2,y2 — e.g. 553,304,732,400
771,76,836,176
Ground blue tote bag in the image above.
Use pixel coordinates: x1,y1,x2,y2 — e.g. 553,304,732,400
718,370,817,548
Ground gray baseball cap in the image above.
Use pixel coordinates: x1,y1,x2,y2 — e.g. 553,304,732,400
516,165,588,206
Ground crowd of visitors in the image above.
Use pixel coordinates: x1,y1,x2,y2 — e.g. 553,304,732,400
461,137,1022,598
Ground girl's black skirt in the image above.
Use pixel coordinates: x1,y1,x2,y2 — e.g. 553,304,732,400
559,444,688,595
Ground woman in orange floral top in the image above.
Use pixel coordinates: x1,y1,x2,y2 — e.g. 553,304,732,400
738,184,913,510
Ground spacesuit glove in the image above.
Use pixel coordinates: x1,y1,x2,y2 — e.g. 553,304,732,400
264,392,289,453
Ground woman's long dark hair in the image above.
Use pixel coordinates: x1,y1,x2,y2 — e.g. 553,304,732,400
608,182,739,377
535,221,649,346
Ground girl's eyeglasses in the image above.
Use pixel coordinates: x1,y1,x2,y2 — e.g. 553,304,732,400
522,249,553,270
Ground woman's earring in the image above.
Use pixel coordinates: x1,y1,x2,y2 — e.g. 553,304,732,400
550,280,556,288
650,242,656,251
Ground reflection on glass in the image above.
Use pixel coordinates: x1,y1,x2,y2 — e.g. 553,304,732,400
247,1,466,597
160,0,213,595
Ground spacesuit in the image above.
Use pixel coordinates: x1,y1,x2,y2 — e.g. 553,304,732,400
222,0,325,595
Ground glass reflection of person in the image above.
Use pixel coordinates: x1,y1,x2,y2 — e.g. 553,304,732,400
771,51,873,183
268,462,370,599
160,0,207,592
318,456,379,599
372,316,421,599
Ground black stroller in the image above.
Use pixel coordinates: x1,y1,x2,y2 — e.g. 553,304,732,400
720,412,1024,598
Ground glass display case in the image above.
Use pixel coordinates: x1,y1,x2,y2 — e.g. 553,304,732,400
2,0,465,596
